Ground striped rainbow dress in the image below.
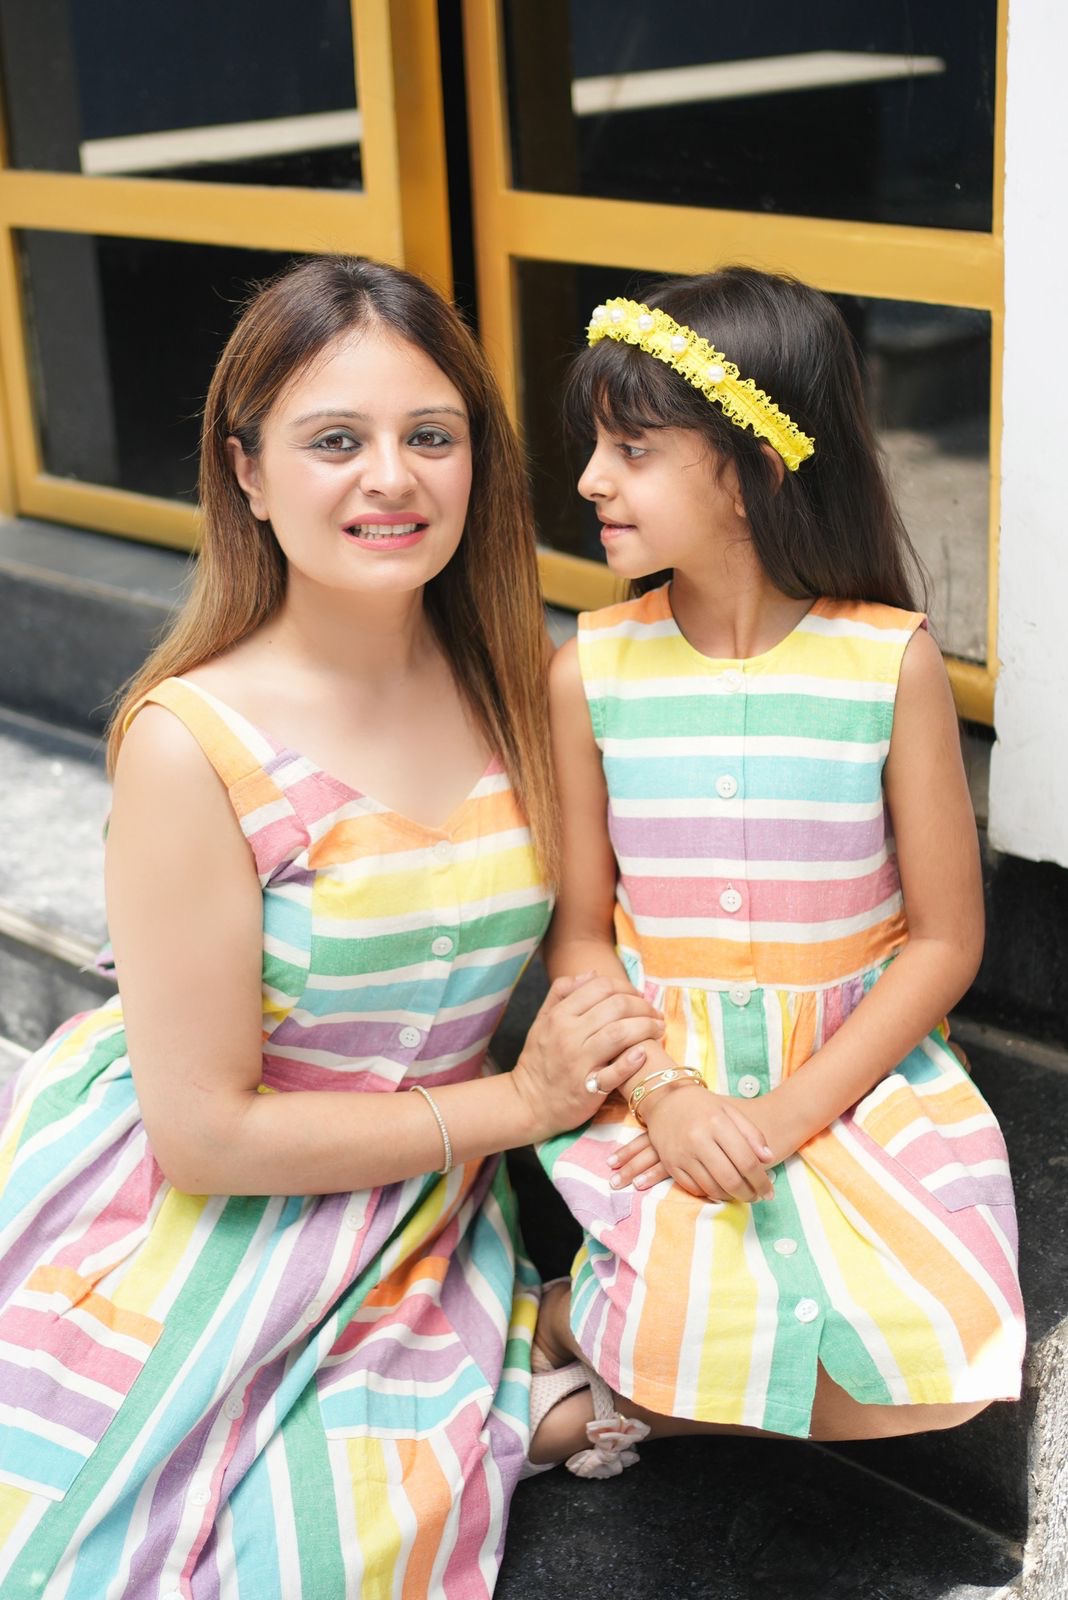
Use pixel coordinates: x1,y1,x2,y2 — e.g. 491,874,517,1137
0,677,552,1598
540,586,1025,1437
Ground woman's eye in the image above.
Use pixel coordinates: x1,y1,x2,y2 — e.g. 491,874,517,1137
409,426,451,448
313,430,358,453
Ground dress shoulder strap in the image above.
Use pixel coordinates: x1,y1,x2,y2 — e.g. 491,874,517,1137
124,677,308,882
575,590,665,746
797,600,929,692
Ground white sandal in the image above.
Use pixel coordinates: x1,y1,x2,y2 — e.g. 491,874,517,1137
528,1282,651,1479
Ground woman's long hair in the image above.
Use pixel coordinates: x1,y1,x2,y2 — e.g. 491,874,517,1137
565,266,927,612
108,255,557,877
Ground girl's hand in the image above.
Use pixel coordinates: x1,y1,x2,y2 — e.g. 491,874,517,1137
621,1084,776,1202
607,1130,669,1192
512,974,665,1141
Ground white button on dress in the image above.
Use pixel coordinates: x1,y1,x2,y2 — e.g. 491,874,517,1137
432,840,452,863
773,1237,798,1256
431,935,454,957
399,1025,421,1049
794,1298,820,1323
715,774,738,799
728,985,752,1007
223,1396,244,1420
189,1484,211,1507
737,1074,761,1099
719,886,743,914
721,669,745,693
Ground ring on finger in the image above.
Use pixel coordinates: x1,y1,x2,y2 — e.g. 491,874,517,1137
585,1071,601,1095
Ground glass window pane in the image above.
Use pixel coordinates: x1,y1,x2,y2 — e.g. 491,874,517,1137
505,1,997,231
518,261,989,662
0,0,361,189
20,231,296,502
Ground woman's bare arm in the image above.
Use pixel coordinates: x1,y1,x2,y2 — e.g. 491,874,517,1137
106,705,662,1195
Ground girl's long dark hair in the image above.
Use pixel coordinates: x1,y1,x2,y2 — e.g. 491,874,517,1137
565,267,927,611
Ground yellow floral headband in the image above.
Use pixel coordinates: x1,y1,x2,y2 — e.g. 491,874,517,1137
587,297,815,471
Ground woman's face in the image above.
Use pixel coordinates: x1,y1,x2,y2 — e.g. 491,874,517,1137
229,326,472,599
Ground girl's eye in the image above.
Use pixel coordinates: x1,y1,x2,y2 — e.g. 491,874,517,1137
313,430,358,453
618,442,647,460
409,426,452,448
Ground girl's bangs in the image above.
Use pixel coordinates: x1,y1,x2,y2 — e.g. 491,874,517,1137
564,340,687,444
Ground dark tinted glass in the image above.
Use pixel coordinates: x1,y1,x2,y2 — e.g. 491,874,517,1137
519,261,989,662
0,0,360,189
20,231,296,502
505,0,996,230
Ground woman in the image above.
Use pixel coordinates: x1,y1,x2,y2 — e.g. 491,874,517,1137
0,256,660,1598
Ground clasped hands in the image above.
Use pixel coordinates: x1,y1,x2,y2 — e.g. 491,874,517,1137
609,1040,791,1204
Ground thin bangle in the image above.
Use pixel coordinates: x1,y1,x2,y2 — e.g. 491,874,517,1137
409,1084,454,1176
628,1065,706,1127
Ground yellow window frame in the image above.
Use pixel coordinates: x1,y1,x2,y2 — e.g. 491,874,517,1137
0,0,452,551
462,0,1007,724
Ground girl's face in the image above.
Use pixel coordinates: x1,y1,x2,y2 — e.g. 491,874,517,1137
577,422,747,580
229,327,472,600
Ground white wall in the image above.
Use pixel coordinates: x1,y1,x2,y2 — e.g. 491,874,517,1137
988,0,1068,867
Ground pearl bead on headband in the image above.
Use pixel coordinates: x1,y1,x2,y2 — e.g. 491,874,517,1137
587,297,816,471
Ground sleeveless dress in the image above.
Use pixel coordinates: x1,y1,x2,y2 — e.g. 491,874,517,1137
0,677,552,1599
539,587,1025,1437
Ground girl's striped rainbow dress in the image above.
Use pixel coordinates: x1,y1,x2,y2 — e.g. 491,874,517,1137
0,677,552,1599
540,587,1025,1436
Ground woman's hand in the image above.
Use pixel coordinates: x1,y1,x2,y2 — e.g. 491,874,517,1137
610,1084,775,1202
511,974,665,1142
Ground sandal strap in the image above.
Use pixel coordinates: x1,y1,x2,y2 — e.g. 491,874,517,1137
528,1359,591,1436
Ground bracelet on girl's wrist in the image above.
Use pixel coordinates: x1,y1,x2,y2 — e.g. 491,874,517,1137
627,1065,706,1126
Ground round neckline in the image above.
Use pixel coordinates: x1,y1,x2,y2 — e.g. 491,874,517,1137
653,583,824,668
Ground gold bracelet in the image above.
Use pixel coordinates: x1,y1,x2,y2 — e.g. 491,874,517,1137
628,1065,706,1126
409,1084,454,1176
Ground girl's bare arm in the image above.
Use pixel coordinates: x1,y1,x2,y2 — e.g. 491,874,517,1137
748,624,985,1162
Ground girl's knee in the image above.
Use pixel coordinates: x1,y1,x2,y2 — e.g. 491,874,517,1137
914,1396,991,1433
810,1368,993,1440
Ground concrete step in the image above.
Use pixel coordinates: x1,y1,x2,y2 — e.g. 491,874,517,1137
0,515,186,735
0,704,114,1049
500,1431,1022,1599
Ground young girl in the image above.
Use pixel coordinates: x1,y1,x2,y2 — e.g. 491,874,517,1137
530,267,1025,1476
0,256,661,1595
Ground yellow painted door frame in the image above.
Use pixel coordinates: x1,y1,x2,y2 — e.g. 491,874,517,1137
0,0,452,549
462,0,1008,724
